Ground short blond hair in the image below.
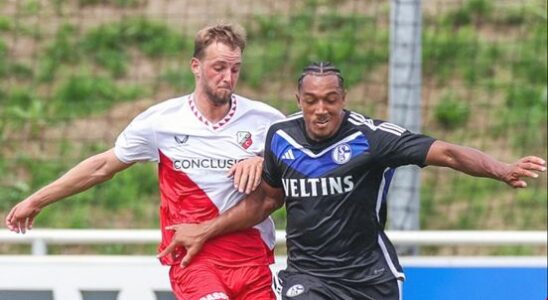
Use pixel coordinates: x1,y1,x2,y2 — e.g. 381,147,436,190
193,24,246,60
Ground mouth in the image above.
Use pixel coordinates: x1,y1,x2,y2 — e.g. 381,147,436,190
314,119,329,128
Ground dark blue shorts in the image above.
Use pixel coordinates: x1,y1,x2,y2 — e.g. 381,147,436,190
275,270,402,300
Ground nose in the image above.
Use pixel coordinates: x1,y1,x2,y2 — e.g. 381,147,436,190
315,101,328,115
221,69,233,86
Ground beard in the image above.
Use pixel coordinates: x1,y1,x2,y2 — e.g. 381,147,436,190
204,83,232,106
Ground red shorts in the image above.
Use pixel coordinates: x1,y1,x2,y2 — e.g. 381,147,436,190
169,261,275,300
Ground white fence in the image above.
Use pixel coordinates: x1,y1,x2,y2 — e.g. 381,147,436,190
0,229,546,255
0,230,546,300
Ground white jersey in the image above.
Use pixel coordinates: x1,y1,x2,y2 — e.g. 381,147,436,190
114,94,284,266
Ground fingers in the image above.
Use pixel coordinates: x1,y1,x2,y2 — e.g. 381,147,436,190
232,164,243,192
521,156,546,166
244,166,256,194
5,208,16,232
520,162,547,173
180,246,199,268
230,157,264,194
252,162,262,191
20,218,28,234
227,164,236,178
510,180,527,189
6,207,22,233
518,168,540,179
157,241,177,259
233,163,251,193
238,168,250,194
28,215,35,230
164,225,176,231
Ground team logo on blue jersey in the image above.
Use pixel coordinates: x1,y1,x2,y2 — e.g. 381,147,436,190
332,143,352,164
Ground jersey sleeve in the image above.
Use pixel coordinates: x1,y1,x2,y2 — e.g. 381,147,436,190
114,107,159,163
254,110,285,157
367,120,436,168
262,125,284,188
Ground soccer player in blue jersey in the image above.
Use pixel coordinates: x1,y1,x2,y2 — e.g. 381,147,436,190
159,62,546,299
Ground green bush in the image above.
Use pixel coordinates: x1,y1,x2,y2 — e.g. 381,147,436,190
38,24,81,82
0,39,7,78
81,18,187,76
0,16,12,32
444,0,493,27
53,72,143,116
159,68,196,91
434,94,470,130
78,0,146,7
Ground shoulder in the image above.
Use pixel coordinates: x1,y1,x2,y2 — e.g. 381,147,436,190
267,111,302,133
346,110,407,136
133,95,187,122
234,94,285,120
144,95,187,115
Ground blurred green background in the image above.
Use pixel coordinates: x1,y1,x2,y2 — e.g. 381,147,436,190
0,0,546,255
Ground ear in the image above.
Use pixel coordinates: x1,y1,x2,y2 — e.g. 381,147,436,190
190,57,200,77
295,93,302,109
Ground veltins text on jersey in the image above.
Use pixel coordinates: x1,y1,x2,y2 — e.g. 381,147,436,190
281,176,354,197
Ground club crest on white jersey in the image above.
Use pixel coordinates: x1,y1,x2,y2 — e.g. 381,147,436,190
236,131,253,149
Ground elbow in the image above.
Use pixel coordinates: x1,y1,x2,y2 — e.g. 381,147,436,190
263,197,283,216
426,141,459,168
93,171,115,182
87,154,116,183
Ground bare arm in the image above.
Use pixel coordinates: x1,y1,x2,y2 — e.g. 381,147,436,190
158,180,285,266
425,140,546,188
5,148,133,233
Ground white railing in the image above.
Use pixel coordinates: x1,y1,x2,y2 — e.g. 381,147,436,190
1,229,546,300
0,229,546,255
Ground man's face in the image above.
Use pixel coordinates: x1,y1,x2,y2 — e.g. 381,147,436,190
192,42,241,105
297,74,346,141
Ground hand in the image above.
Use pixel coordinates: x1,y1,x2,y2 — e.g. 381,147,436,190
5,199,42,234
157,222,210,267
502,156,546,188
228,157,263,194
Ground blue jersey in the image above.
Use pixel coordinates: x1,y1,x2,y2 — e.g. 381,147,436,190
263,110,436,285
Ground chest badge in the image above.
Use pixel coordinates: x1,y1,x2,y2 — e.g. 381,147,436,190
174,135,189,145
332,143,352,164
236,131,253,149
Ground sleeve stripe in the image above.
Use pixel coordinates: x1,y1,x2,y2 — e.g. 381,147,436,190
378,123,406,134
349,112,405,136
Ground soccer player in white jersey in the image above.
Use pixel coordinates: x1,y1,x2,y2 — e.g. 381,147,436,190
161,62,546,300
5,24,284,300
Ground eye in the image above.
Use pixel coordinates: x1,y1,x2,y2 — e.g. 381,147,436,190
327,96,339,103
303,97,316,104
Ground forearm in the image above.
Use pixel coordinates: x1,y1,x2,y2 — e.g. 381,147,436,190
426,141,508,180
25,150,130,208
202,189,282,241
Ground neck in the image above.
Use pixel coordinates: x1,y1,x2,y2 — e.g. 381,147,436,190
193,90,231,124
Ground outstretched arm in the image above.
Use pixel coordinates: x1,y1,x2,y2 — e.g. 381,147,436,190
157,180,285,266
5,149,133,233
425,140,546,188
